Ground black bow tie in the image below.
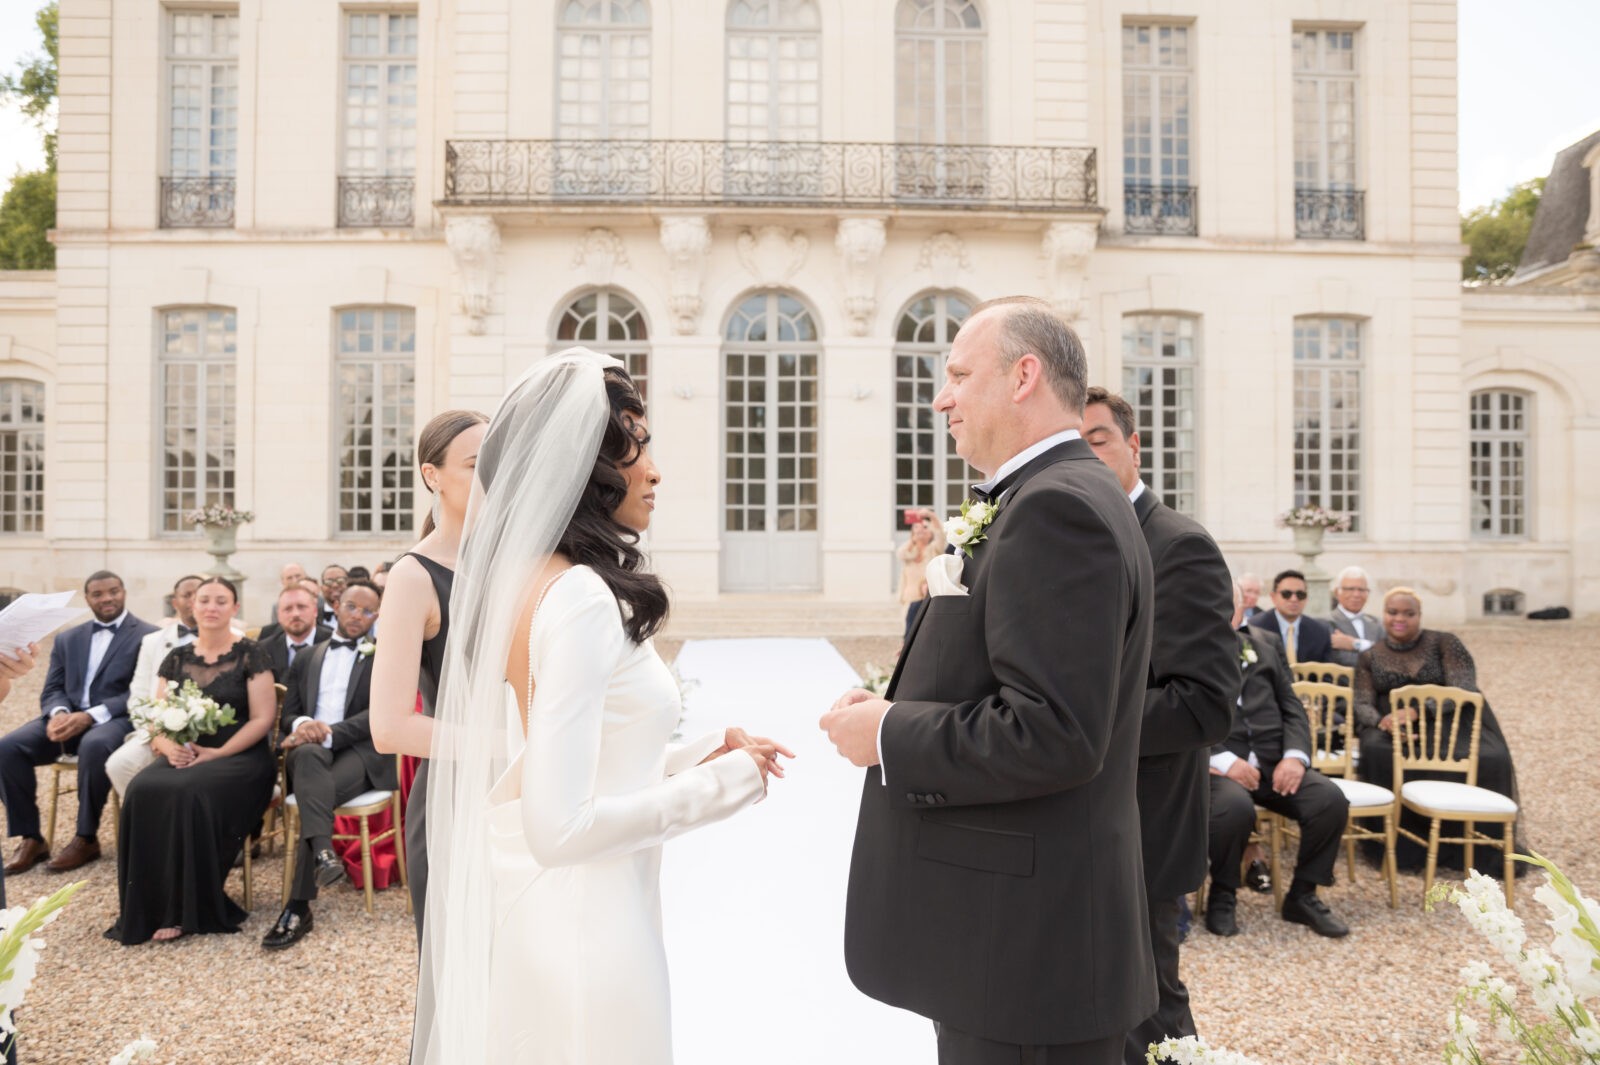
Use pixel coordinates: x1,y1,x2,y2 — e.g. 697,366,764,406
176,624,197,639
93,621,120,633
330,637,358,651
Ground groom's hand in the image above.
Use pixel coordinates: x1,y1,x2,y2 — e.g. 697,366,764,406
819,690,889,767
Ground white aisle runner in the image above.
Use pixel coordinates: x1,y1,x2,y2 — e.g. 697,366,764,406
662,638,930,1065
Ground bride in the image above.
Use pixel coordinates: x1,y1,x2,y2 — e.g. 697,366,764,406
413,349,792,1063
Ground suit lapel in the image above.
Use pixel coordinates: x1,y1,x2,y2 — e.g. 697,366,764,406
304,643,329,716
1133,486,1159,527
88,618,138,689
345,652,372,715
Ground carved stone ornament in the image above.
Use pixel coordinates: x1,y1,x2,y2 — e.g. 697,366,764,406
835,217,887,336
572,227,630,286
735,225,810,287
658,216,712,335
917,231,971,287
445,215,501,335
1041,220,1099,320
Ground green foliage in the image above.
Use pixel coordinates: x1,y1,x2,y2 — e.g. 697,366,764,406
0,169,55,269
0,2,58,169
1461,178,1545,282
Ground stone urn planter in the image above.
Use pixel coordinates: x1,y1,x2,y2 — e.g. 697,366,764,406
1292,524,1325,557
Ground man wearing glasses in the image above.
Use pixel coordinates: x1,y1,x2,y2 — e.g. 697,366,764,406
265,579,396,950
1247,569,1334,666
1326,566,1379,668
318,565,348,630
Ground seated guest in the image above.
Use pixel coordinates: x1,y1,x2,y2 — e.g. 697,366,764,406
317,565,348,629
1207,581,1351,939
1238,573,1263,619
1327,566,1379,669
258,584,332,654
0,572,156,875
1354,587,1524,873
109,577,276,943
1249,569,1334,666
263,580,392,950
346,565,371,581
108,575,208,798
371,560,391,590
266,562,308,623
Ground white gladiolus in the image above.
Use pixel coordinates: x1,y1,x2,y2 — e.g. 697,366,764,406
109,1038,158,1065
1573,1024,1600,1056
1145,1037,1263,1065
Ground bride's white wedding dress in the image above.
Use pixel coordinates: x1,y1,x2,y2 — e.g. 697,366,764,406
483,565,766,1063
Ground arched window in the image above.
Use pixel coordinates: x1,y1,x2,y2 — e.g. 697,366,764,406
1121,314,1198,515
893,291,976,529
1293,316,1363,532
555,289,650,403
334,307,417,534
0,379,44,534
157,307,237,533
555,0,650,141
726,0,820,142
894,0,985,147
1470,390,1530,540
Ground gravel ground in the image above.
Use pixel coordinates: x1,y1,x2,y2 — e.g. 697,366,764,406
4,619,1594,1064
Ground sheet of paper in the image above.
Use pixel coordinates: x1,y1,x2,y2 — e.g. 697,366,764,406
0,591,89,656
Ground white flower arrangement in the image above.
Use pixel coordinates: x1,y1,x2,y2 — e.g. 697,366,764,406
0,880,88,1052
945,499,997,558
1276,505,1351,533
185,501,255,528
1238,641,1258,667
109,1038,159,1065
130,678,237,747
1145,1037,1263,1065
861,663,891,698
357,638,377,658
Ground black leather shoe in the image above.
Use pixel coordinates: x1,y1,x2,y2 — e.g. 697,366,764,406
261,906,313,951
1282,892,1350,938
313,848,346,889
1204,891,1239,937
1244,859,1273,894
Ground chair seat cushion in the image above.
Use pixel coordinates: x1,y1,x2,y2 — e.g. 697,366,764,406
1332,778,1393,808
55,755,79,766
1401,779,1518,815
338,789,394,810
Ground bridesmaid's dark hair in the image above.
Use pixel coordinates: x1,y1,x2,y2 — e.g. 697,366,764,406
194,576,238,602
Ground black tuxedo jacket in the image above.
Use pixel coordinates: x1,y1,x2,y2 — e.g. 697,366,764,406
39,614,158,719
1248,608,1334,664
1131,489,1239,898
846,438,1156,1046
260,625,333,682
1216,629,1312,764
279,637,395,789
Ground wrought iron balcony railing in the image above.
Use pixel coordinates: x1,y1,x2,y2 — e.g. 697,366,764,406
1294,188,1364,240
443,140,1097,211
338,176,416,227
159,176,235,228
1123,184,1198,236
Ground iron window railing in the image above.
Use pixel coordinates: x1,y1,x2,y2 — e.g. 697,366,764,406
338,176,416,227
1123,184,1197,236
159,176,235,228
1294,188,1364,240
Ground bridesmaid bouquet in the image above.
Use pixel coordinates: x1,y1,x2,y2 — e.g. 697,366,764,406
129,679,238,746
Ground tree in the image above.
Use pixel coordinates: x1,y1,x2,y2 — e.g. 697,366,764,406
1461,178,1544,282
0,2,59,270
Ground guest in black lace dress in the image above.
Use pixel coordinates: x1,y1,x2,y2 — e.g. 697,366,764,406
1354,587,1524,874
109,577,278,944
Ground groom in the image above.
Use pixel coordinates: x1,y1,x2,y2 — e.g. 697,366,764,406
822,297,1156,1064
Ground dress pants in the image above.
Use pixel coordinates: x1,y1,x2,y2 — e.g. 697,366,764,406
1208,764,1349,891
1124,896,1195,1064
106,733,157,798
938,1024,1123,1065
286,743,377,901
0,714,132,840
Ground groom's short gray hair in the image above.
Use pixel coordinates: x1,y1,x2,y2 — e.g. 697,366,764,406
970,296,1088,413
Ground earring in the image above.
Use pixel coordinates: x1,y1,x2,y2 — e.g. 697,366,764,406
430,495,442,527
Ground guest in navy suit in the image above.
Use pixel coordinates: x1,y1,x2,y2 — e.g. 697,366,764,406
1248,569,1334,666
0,572,156,875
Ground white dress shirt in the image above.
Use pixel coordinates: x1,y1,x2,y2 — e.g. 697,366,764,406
1336,606,1374,651
292,640,359,749
1127,480,1147,505
48,609,129,724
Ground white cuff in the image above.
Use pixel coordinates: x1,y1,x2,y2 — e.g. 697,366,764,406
292,715,313,734
322,734,334,749
876,703,894,786
1209,751,1239,774
1282,748,1311,768
1354,638,1373,652
48,705,70,717
87,704,111,725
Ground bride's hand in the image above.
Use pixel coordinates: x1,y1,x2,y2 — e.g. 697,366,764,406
741,742,786,784
706,728,796,773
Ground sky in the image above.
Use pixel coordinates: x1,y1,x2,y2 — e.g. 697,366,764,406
0,2,1597,213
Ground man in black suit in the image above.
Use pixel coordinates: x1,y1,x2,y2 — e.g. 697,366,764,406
258,585,332,678
1248,569,1334,666
1207,585,1351,938
1081,390,1239,1064
263,580,396,950
822,297,1155,1065
0,572,156,874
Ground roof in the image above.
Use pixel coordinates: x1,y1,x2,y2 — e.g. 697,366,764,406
1515,129,1600,279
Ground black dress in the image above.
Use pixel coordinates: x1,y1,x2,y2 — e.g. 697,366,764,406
403,551,453,937
1354,629,1525,874
109,639,277,943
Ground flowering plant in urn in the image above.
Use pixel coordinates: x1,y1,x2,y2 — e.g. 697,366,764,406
185,501,254,529
1276,505,1351,533
130,679,237,746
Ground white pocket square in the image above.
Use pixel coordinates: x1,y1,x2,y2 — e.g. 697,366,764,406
925,553,969,597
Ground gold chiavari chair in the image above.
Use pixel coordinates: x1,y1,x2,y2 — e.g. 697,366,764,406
282,754,410,915
1291,661,1354,688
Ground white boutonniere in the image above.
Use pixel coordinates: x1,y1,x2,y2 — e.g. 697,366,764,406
1239,640,1258,667
944,499,997,558
357,638,377,658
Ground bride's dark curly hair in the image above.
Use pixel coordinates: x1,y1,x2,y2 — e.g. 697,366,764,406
554,367,668,643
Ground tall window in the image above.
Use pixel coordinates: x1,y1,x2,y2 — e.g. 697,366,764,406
894,0,985,146
726,0,820,142
1121,314,1198,515
340,11,418,227
555,289,650,404
893,292,976,529
336,308,417,535
1292,27,1361,238
163,10,238,227
0,380,44,535
1470,390,1529,540
1293,317,1362,532
1122,23,1195,235
555,0,650,141
158,308,237,533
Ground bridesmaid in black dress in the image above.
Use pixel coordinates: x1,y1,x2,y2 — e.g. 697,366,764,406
1354,586,1525,874
371,409,486,936
110,577,277,943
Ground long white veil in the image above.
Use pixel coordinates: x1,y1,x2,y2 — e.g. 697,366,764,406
412,347,622,1063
